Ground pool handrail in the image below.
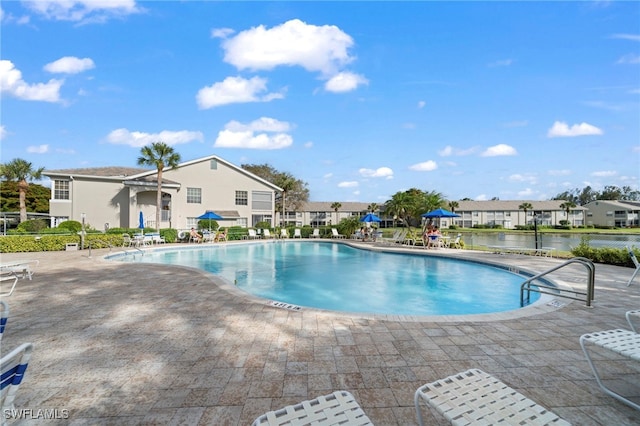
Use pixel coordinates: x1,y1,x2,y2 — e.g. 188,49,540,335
520,257,595,307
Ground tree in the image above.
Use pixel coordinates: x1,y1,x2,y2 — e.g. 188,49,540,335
241,164,309,214
275,172,297,226
367,203,379,214
0,181,50,214
519,202,533,225
0,158,44,223
448,200,459,212
331,202,342,224
559,201,577,226
137,142,181,230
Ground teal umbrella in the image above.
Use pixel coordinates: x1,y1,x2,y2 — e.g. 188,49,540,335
360,213,382,223
197,211,223,232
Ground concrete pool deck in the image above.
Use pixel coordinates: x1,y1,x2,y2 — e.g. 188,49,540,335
1,241,639,425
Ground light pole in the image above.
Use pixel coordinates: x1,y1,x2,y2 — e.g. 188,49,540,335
81,213,86,250
533,213,539,250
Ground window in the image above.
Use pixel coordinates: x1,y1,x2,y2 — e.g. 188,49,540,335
53,180,70,200
210,159,217,170
237,217,248,228
187,187,201,204
235,190,248,206
252,191,272,210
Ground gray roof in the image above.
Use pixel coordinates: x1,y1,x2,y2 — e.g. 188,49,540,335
455,200,588,211
45,167,150,177
584,200,640,210
302,201,377,212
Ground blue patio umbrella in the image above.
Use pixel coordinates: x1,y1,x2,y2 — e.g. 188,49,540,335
138,211,145,231
197,211,223,232
421,208,460,218
360,213,382,223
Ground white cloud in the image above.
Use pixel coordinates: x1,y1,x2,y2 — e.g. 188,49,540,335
106,128,203,147
547,121,603,137
211,27,234,39
0,125,6,140
338,181,358,188
409,160,438,171
488,59,513,67
359,167,393,178
23,0,142,23
480,144,517,157
196,76,284,109
508,173,537,184
221,19,355,76
502,120,528,128
324,72,368,93
0,60,62,102
27,144,49,154
591,170,617,177
438,145,477,156
610,34,640,42
475,194,488,201
517,188,535,197
616,54,640,64
323,173,333,179
417,101,426,109
44,56,95,74
214,117,293,150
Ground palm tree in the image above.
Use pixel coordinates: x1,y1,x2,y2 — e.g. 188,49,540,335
275,173,296,227
448,200,459,212
330,202,342,225
367,203,379,214
559,201,577,226
137,142,181,230
0,158,44,223
519,202,533,225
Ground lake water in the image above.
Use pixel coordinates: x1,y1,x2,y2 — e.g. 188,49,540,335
455,232,640,252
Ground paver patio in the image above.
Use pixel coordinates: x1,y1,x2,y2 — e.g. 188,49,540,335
1,242,639,425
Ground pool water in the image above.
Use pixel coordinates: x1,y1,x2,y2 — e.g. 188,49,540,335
112,241,539,316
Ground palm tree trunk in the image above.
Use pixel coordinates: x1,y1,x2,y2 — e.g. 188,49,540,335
156,169,163,230
18,180,28,223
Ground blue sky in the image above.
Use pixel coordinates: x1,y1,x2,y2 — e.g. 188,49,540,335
1,1,639,203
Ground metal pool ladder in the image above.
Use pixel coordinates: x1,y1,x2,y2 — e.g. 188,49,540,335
520,257,595,307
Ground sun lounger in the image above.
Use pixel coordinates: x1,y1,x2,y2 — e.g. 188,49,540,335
1,342,34,418
0,300,8,342
0,273,19,298
626,310,639,333
331,228,346,239
252,390,372,426
627,246,639,286
580,329,640,410
415,368,569,426
310,229,321,238
0,260,38,281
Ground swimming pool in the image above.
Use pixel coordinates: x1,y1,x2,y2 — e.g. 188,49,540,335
111,241,541,316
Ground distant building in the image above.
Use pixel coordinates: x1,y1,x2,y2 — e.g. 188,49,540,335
454,200,586,228
43,155,282,231
583,200,640,227
276,201,379,227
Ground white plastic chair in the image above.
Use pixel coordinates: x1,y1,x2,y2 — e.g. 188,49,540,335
1,342,34,422
627,246,639,286
310,229,321,238
331,228,345,239
280,229,289,239
0,273,19,297
247,229,258,239
293,229,302,238
263,229,274,239
252,390,372,426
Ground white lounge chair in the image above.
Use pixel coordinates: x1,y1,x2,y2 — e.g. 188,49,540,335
0,260,38,281
263,229,275,239
627,310,639,333
310,229,321,238
293,228,302,238
252,390,372,426
331,228,345,239
280,229,289,239
415,369,570,426
0,301,8,342
0,273,19,297
1,342,34,420
450,233,462,249
246,229,258,240
580,329,640,411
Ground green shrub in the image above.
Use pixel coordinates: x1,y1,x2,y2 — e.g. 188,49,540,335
58,220,82,233
571,236,638,267
198,219,219,231
15,219,48,233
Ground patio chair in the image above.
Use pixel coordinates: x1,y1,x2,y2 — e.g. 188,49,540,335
0,260,39,281
627,246,639,286
122,233,133,247
246,229,258,240
626,310,639,333
331,228,346,239
293,228,302,238
1,342,34,420
0,300,8,342
263,229,275,239
280,229,289,239
252,390,372,426
310,229,321,238
415,368,569,426
450,233,463,249
214,229,228,242
0,273,19,298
